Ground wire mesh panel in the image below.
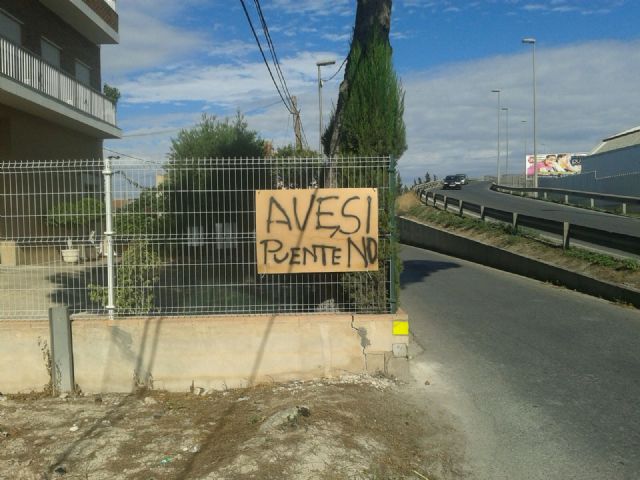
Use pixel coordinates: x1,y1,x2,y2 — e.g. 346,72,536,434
0,156,394,319
0,160,106,319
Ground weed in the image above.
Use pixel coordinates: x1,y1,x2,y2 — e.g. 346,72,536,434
565,248,640,271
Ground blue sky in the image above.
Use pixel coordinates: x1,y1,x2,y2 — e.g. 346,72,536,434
103,0,640,184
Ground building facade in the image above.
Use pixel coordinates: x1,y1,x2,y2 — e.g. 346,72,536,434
0,0,120,265
540,126,640,198
0,0,120,160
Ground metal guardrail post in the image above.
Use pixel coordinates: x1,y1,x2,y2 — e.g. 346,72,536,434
563,222,570,250
443,195,448,211
49,306,74,394
480,205,486,221
564,194,569,204
622,203,627,215
459,201,464,216
544,192,548,200
590,198,595,209
512,212,519,231
103,157,115,320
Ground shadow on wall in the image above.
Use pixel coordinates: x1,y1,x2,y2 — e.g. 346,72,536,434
400,259,461,288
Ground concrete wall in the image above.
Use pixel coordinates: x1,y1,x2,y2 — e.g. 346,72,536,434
0,320,51,392
399,216,640,308
0,312,409,394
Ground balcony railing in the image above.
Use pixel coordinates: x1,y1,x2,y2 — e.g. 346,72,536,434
0,36,117,127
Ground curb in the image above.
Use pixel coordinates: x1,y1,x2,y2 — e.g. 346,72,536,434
398,216,640,309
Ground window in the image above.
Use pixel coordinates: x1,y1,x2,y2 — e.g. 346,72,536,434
41,38,61,68
0,10,21,45
75,60,91,86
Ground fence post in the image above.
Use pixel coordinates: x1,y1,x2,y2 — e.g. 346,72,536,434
544,192,548,200
622,202,627,215
443,195,448,211
458,201,464,217
388,156,397,314
49,306,74,395
590,198,595,209
103,157,115,319
563,222,570,250
512,212,518,231
480,205,486,221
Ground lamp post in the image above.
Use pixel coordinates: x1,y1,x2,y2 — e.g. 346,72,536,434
316,59,336,155
522,37,537,189
521,120,527,187
491,89,501,184
502,107,509,182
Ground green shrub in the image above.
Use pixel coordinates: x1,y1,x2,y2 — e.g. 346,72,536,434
89,241,161,314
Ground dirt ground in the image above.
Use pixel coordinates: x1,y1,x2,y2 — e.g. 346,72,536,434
0,374,467,480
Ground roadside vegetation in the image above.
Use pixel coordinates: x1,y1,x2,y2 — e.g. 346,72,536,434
397,191,640,291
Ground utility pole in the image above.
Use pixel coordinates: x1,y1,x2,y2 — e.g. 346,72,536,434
292,96,302,150
317,60,335,155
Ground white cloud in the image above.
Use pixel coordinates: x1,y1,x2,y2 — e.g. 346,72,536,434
117,50,340,107
267,0,353,17
399,40,640,183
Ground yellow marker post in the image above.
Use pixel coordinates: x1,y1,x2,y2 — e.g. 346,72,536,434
392,320,409,336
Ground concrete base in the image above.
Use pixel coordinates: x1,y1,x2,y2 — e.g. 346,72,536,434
0,311,409,394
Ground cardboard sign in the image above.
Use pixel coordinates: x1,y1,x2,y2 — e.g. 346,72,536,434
255,188,379,274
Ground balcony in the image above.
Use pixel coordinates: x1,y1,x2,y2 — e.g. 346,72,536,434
40,0,119,45
0,36,120,139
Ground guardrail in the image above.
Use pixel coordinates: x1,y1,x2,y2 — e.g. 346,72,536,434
415,188,640,257
491,183,640,215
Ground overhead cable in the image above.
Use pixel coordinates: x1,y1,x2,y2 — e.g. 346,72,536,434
239,0,293,114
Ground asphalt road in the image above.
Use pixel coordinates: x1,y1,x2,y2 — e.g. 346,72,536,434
438,181,640,236
401,244,640,480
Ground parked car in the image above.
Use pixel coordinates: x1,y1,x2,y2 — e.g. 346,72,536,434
442,175,462,190
455,174,468,185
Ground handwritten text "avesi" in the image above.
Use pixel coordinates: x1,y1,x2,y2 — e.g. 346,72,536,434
255,188,379,274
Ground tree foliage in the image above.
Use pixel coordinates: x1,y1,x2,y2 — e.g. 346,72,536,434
89,241,161,314
47,197,104,231
170,113,264,159
103,84,121,106
273,144,318,158
324,35,406,158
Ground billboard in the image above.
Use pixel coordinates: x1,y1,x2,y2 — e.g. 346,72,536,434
525,153,586,177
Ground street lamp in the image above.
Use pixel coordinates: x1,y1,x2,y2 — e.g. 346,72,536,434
522,37,537,189
521,120,528,187
501,107,509,182
316,59,336,155
491,89,501,184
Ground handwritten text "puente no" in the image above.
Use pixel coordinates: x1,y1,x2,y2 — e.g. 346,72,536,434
255,188,379,274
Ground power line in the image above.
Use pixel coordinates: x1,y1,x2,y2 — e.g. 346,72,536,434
123,128,181,138
244,98,283,115
252,0,295,109
239,0,293,114
322,56,347,83
103,147,163,165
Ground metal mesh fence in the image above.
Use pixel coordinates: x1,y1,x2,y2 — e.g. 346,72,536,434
0,156,394,319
